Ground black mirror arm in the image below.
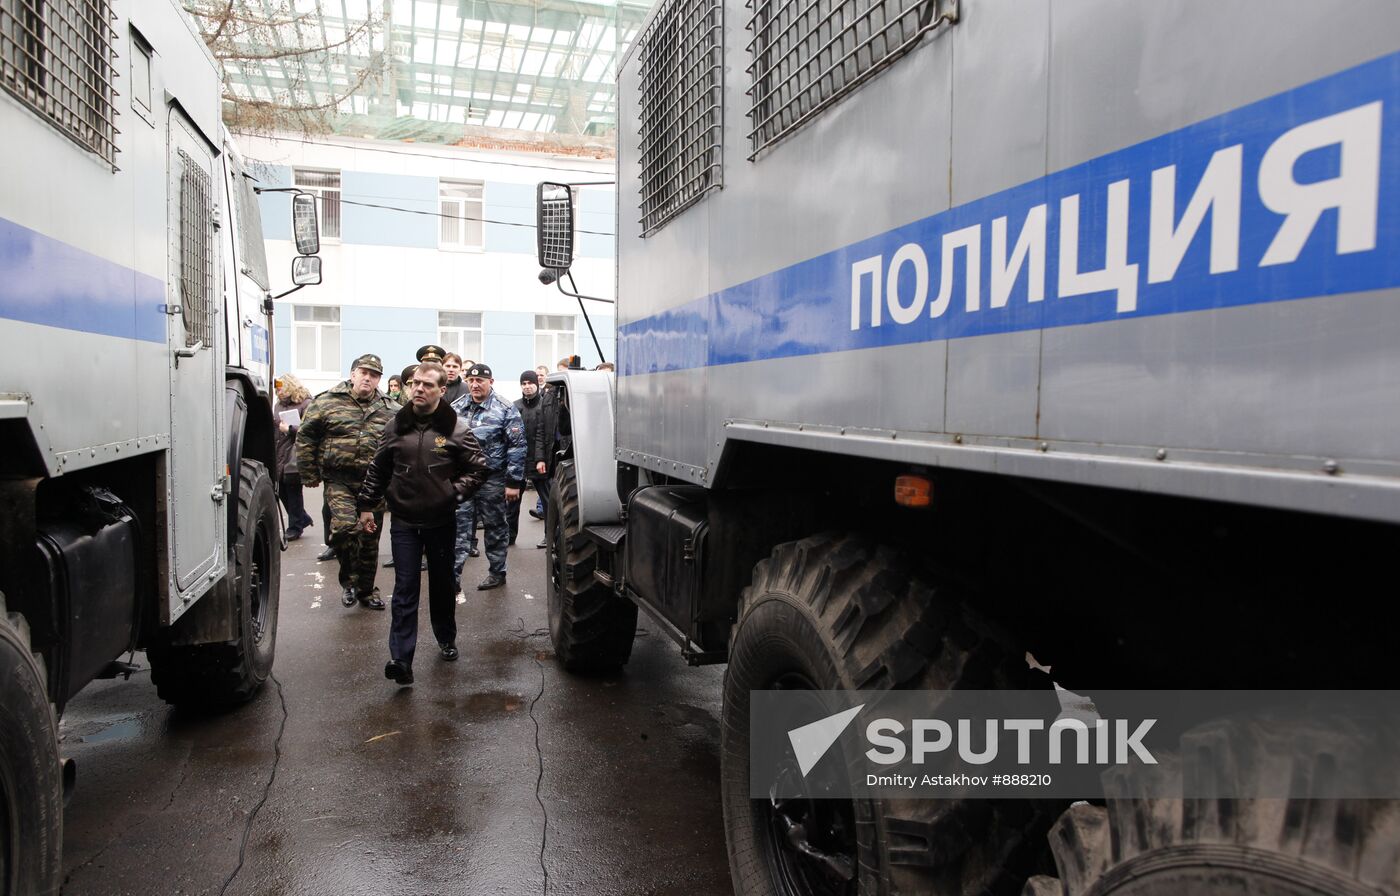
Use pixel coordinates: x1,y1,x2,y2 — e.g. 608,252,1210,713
269,283,307,301
553,270,614,305
558,271,611,365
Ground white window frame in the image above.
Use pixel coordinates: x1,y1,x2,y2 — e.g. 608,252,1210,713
534,314,577,368
438,311,484,362
294,168,341,243
439,179,484,251
290,305,342,375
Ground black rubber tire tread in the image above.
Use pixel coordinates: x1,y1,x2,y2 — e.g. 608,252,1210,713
0,592,62,895
545,460,637,672
149,459,280,709
723,532,1061,896
1026,719,1400,896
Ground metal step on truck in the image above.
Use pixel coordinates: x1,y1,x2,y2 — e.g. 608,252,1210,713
532,0,1400,894
0,1,321,891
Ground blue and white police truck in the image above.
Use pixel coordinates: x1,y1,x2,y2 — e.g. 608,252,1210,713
0,1,320,889
536,1,1400,893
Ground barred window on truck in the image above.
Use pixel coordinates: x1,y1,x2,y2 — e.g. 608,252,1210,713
746,0,958,156
1,0,119,166
635,0,723,236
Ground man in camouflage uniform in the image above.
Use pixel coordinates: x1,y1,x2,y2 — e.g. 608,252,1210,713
451,363,526,590
296,353,399,609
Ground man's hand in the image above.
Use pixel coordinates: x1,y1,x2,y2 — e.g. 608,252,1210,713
278,421,290,433
358,511,376,533
506,487,522,501
535,461,546,475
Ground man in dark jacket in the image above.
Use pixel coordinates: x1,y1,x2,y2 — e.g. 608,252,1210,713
509,370,547,546
357,361,489,686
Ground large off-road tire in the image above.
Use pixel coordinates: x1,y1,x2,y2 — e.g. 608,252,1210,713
0,593,62,895
545,460,637,672
149,459,280,709
1024,721,1400,896
723,533,1060,896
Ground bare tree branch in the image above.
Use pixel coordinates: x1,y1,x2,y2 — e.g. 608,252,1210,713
182,0,385,136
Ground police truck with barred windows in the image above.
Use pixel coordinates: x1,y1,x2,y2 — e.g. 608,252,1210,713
534,1,1400,893
0,1,320,890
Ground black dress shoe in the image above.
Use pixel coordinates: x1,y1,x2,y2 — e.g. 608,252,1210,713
284,528,303,541
359,588,386,611
465,547,480,558
477,573,506,590
341,587,358,608
528,508,544,520
382,558,396,568
439,643,459,662
317,546,336,562
384,660,413,685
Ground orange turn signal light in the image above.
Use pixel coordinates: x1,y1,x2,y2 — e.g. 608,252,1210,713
894,475,932,508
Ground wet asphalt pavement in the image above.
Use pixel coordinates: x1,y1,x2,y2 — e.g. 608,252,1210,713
58,487,733,896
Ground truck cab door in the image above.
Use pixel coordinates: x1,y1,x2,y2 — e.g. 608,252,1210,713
165,109,227,617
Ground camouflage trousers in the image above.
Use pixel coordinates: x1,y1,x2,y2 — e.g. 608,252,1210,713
324,479,384,595
455,476,508,579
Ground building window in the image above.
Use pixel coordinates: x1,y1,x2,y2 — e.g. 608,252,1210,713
534,314,575,368
1,0,119,165
438,311,483,362
439,180,483,249
291,305,341,374
294,168,341,241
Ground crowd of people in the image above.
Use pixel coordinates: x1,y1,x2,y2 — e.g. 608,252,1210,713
271,346,596,686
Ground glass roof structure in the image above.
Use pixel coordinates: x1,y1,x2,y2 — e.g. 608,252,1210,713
195,0,655,146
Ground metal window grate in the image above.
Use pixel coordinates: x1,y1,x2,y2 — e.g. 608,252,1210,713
294,169,342,240
635,0,723,237
1,0,119,166
178,150,215,349
746,0,957,157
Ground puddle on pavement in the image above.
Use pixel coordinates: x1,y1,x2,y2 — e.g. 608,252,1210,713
80,717,143,744
443,691,525,715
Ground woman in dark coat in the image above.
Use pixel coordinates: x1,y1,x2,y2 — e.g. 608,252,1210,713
274,374,315,539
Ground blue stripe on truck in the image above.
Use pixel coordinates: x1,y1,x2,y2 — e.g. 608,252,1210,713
0,217,167,344
619,50,1400,376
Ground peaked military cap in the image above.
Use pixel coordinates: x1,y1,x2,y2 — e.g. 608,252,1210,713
416,344,447,363
352,353,384,374
466,363,493,379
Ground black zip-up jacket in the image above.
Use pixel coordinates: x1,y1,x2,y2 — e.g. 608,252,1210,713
356,399,490,527
514,392,546,479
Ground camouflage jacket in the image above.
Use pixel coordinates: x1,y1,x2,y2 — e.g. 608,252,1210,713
295,381,400,486
450,388,527,487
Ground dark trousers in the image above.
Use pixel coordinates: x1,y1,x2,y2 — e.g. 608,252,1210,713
509,479,549,542
322,496,332,544
388,519,458,668
279,473,314,531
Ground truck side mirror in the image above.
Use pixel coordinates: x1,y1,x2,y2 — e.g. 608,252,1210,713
293,192,320,256
291,256,322,286
536,181,574,272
